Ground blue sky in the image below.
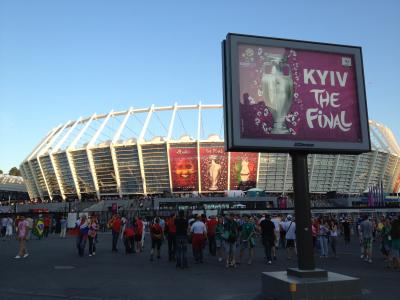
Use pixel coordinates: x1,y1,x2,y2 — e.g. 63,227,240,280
1,0,399,172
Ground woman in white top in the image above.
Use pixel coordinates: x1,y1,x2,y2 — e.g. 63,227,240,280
330,220,339,258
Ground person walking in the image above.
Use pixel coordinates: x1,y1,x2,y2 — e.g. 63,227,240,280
15,216,29,259
281,215,296,260
390,215,400,269
191,215,207,264
150,217,164,261
238,215,256,265
60,216,67,238
135,217,144,253
88,216,98,256
360,216,373,263
215,216,225,263
223,214,238,268
318,220,330,258
342,217,351,245
108,214,121,252
206,215,218,256
175,210,189,269
166,214,177,261
25,216,33,240
5,216,13,240
123,218,135,254
260,214,275,264
76,215,89,257
43,215,51,238
330,220,339,258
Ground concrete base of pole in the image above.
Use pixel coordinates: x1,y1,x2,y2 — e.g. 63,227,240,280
261,270,361,300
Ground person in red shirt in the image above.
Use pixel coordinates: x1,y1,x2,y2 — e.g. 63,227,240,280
150,217,164,261
43,216,51,238
166,214,177,261
123,218,135,254
207,215,218,256
108,214,121,252
135,217,144,253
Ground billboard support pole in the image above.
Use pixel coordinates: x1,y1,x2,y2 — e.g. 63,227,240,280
290,152,315,271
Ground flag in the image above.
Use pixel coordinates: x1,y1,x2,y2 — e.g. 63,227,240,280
32,219,44,238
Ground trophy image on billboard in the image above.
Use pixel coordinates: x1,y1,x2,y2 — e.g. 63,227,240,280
261,54,293,134
240,159,250,182
208,156,221,190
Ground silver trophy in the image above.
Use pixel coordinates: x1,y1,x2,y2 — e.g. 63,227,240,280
261,54,293,134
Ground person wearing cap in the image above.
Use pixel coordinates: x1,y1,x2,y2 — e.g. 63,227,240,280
190,215,207,263
281,215,296,260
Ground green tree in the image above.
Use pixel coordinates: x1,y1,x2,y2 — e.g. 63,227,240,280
9,167,21,176
0,169,3,174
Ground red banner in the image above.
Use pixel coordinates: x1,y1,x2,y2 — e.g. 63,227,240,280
229,152,258,190
169,146,198,192
200,146,228,192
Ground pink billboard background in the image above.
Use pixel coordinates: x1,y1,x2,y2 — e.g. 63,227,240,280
238,44,361,142
230,152,258,190
200,146,228,192
169,146,198,192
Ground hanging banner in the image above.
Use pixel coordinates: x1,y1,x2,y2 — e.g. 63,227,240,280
223,33,370,154
200,146,228,192
169,145,198,192
229,152,258,190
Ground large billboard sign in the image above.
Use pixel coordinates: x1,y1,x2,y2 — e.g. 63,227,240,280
230,152,258,190
223,33,370,153
169,145,199,192
200,146,228,192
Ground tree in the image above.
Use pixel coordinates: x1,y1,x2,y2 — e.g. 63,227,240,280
9,167,21,176
0,169,3,175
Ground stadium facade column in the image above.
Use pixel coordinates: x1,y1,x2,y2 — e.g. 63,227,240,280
37,121,72,201
25,126,62,201
196,103,202,193
256,153,261,189
166,103,178,193
381,153,390,193
366,151,379,191
137,105,155,196
19,164,35,200
330,155,341,192
50,118,82,201
390,156,400,192
87,110,114,201
282,154,290,195
67,113,97,201
111,108,133,198
349,155,361,194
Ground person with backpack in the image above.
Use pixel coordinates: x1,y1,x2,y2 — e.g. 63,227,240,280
281,215,296,260
150,217,164,261
223,214,238,268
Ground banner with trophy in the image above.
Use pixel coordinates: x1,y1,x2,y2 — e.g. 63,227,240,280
199,146,228,192
169,145,199,192
223,33,370,154
229,152,258,190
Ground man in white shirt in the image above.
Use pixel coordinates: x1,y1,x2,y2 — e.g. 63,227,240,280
191,215,207,263
281,215,296,259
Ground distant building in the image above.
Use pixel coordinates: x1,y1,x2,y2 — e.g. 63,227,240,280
0,174,29,203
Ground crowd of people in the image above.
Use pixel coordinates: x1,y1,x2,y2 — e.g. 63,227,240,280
3,212,400,271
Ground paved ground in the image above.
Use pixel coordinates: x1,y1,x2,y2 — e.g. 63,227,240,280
0,232,397,300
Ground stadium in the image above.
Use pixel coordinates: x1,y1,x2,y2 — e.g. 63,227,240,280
20,104,400,203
